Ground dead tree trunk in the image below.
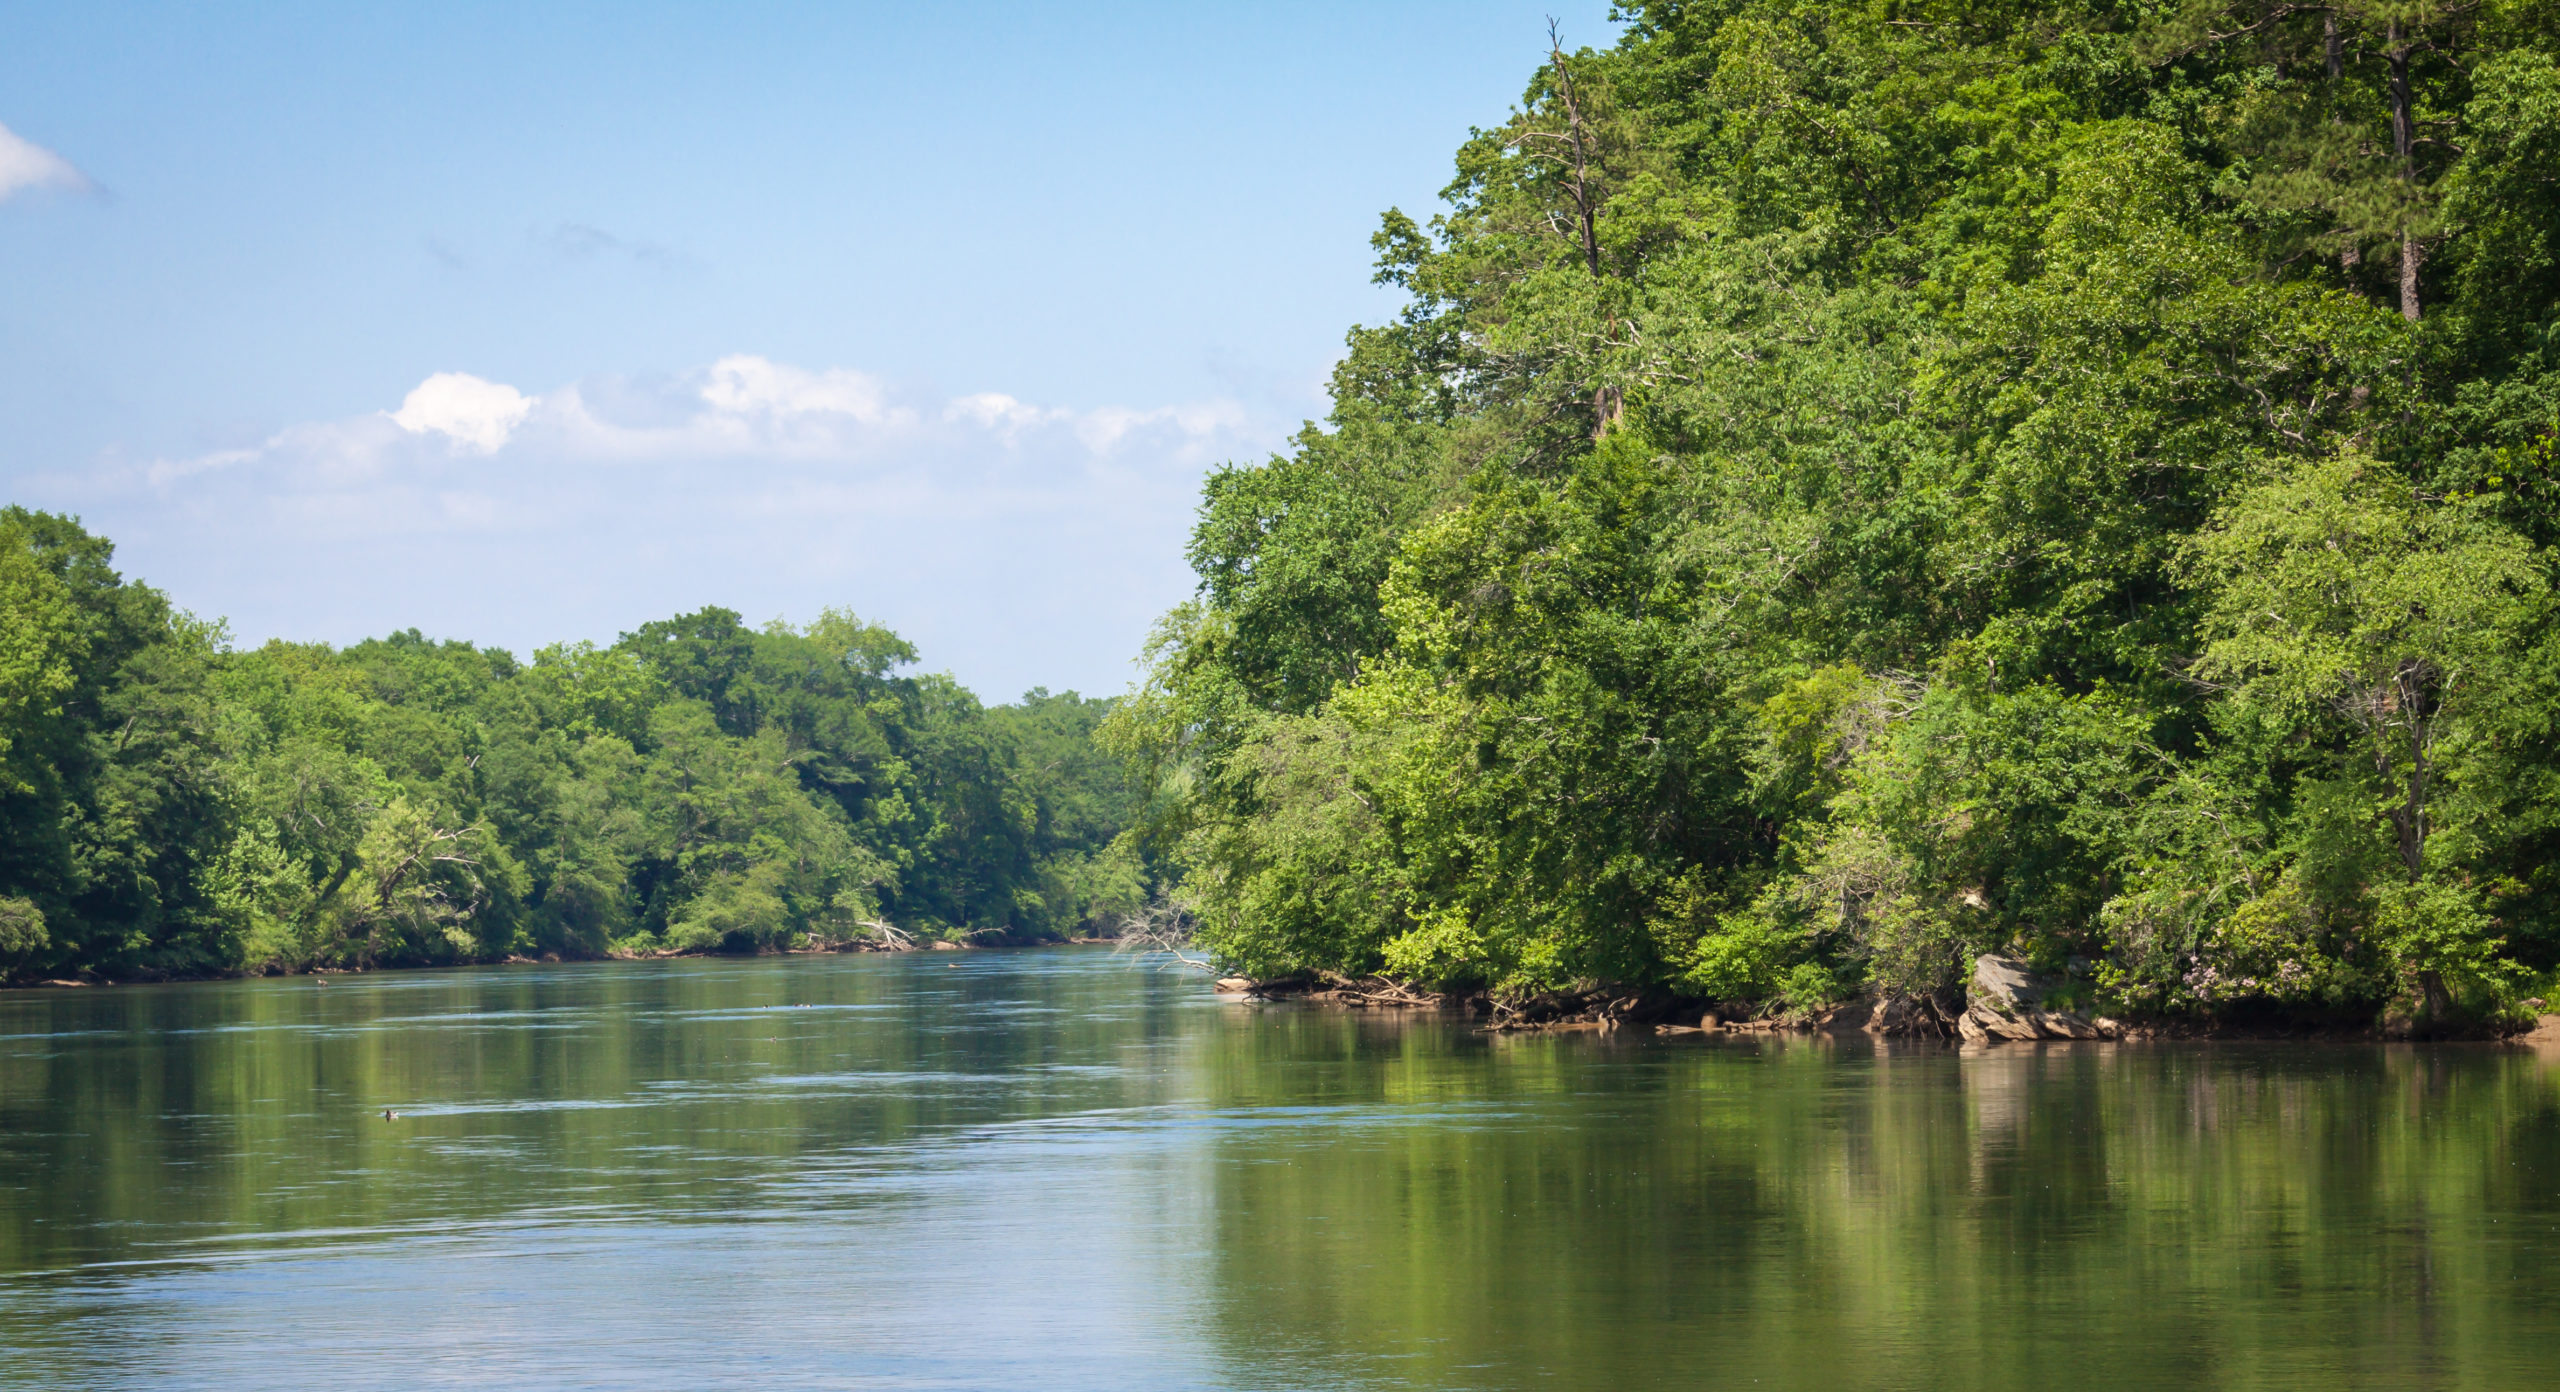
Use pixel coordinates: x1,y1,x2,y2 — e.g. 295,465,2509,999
1544,23,1623,438
2388,19,2422,321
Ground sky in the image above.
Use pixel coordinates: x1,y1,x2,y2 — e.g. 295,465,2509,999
0,1,1624,702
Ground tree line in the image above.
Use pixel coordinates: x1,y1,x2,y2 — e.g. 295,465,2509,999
0,507,1149,982
1109,1,2560,1029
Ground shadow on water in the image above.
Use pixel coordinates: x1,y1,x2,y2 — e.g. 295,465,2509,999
3,953,2557,1390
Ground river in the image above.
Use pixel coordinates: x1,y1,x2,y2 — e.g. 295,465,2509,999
2,949,2555,1389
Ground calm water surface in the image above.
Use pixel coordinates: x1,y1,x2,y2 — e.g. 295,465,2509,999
2,949,2557,1390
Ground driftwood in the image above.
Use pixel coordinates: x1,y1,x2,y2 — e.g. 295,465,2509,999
1316,974,1444,1008
853,920,916,951
1110,897,1216,973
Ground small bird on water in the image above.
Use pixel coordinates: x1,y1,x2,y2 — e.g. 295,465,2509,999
381,1109,400,1121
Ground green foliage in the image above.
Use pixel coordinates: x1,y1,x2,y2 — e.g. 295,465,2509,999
0,516,1151,982
0,898,43,973
0,514,83,794
1126,1,2560,1026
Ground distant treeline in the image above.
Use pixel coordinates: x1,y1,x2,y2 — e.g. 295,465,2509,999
0,508,1148,983
1112,2,2560,1029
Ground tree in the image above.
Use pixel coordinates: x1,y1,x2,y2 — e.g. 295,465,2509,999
0,513,83,794
2157,1,2490,318
1127,2,2560,1026
2186,454,2543,882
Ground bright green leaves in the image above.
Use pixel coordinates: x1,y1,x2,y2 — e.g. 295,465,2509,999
1381,907,1492,987
0,510,230,978
0,513,84,794
2074,454,2553,1019
1923,120,2403,690
1169,426,1761,992
0,513,1149,980
2187,454,2543,744
0,898,45,976
527,642,660,746
2184,453,2545,1005
1143,2,2560,1025
638,700,862,953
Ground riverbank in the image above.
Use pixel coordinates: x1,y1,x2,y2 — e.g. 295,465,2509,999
1217,952,2555,1043
21,943,2549,1043
2,931,1125,992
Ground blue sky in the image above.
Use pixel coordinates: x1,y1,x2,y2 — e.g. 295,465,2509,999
0,1,1622,700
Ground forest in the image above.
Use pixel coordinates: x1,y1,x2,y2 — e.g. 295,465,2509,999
1107,0,2560,1030
0,506,1147,982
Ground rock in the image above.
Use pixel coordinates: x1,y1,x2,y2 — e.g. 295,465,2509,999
1966,1003,2045,1041
2091,1016,2126,1039
1213,977,1255,993
1964,953,2103,1043
1971,954,2042,1008
2041,1011,2103,1040
929,940,964,951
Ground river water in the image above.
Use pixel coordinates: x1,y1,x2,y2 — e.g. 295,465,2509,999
2,949,2556,1390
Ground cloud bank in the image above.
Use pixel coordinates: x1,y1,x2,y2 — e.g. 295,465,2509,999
163,354,1250,492
392,373,536,452
0,121,94,201
43,356,1269,700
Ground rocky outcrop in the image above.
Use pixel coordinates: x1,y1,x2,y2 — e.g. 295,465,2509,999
1959,954,2120,1042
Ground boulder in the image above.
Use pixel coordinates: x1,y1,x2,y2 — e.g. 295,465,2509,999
1213,977,1256,994
1963,954,2103,1043
1969,954,2042,1009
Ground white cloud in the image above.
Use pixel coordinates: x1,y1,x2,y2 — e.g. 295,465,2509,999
945,392,1062,434
699,355,892,424
0,121,94,201
37,353,1282,702
142,355,1253,491
391,372,536,453
1071,401,1250,454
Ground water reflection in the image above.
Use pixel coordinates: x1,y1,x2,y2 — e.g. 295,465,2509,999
2,955,2556,1390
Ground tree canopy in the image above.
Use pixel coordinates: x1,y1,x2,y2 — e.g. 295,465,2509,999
0,513,1151,983
1111,0,2560,1030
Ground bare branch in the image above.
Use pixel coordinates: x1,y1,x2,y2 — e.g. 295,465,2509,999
1109,895,1216,972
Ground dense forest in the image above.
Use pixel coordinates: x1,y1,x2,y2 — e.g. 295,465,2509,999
1111,0,2560,1030
0,506,1147,983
